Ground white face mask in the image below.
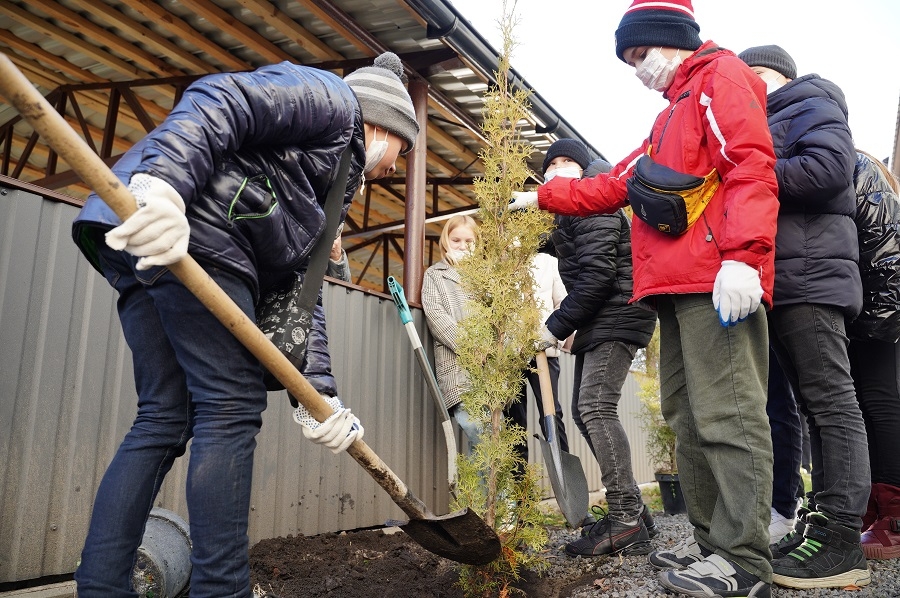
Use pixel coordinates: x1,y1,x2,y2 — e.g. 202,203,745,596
447,248,470,263
635,48,682,92
762,73,784,95
545,166,582,181
363,128,389,175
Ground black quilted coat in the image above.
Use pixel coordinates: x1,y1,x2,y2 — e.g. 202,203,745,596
545,211,657,354
73,63,367,395
849,152,900,342
765,73,861,316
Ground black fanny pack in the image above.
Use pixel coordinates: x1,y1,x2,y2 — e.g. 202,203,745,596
626,153,719,236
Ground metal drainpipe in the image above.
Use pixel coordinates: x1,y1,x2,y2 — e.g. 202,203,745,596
404,78,429,303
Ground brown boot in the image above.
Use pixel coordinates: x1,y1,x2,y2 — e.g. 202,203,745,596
861,482,900,560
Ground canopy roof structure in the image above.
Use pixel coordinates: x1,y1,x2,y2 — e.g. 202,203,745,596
0,0,604,293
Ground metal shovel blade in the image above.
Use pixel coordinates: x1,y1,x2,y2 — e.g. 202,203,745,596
387,508,501,565
538,437,590,528
534,351,589,528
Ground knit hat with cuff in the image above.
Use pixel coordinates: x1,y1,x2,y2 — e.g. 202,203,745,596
542,138,591,175
737,45,798,80
344,52,419,154
614,0,702,63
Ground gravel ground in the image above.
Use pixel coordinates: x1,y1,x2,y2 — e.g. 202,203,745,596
537,512,900,597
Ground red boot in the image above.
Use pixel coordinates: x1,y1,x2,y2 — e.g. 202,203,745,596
861,482,900,560
862,485,878,531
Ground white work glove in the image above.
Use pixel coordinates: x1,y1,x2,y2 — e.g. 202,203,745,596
105,173,190,270
508,191,538,211
712,260,763,326
535,325,558,351
293,394,364,454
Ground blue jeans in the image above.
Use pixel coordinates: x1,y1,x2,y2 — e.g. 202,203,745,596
767,347,804,519
449,402,482,453
768,303,870,530
75,245,268,598
572,342,643,520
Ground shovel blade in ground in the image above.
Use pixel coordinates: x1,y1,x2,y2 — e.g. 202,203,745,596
537,438,590,528
387,508,501,565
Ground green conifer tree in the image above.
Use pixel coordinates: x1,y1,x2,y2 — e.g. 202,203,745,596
452,2,555,595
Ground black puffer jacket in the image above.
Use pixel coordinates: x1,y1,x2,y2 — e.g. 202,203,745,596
766,74,861,316
72,63,367,395
545,211,656,354
849,152,900,342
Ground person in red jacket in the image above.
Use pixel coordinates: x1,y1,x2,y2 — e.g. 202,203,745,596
509,1,778,596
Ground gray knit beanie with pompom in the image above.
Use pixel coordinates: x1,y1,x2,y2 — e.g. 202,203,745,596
344,52,419,154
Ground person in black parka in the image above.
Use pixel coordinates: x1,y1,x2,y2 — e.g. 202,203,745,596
740,45,870,590
538,139,659,559
849,149,900,560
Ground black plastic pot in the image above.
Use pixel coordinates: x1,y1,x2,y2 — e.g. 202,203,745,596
655,472,687,515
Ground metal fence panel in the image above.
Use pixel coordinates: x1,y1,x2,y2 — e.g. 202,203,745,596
0,188,653,583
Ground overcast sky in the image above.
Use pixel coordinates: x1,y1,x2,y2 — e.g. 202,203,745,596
447,0,900,166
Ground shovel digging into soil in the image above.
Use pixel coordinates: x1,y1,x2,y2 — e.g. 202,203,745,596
0,54,500,567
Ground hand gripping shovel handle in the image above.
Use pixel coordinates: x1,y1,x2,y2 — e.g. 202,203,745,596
0,54,438,523
387,276,458,487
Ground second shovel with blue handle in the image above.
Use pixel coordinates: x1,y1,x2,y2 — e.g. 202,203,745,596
387,276,458,492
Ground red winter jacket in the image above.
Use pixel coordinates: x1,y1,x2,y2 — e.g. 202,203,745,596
538,42,778,307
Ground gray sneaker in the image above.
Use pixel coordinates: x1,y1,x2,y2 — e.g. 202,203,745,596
659,554,771,597
649,537,713,570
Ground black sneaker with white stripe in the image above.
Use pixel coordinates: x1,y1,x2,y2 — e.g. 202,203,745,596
659,554,771,597
648,537,713,570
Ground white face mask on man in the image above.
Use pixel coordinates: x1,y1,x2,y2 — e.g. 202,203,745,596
545,166,582,182
635,48,682,92
761,73,784,95
363,128,390,175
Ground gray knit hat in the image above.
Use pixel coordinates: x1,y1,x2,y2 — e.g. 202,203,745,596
737,45,797,80
344,52,419,154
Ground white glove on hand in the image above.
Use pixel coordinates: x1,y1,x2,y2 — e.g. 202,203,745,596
535,325,558,351
712,260,763,326
508,191,538,211
105,174,190,270
293,394,364,454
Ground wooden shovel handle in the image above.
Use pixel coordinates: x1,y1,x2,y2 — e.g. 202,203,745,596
535,351,556,416
0,53,432,520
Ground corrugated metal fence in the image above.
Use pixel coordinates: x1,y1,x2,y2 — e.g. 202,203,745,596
0,187,653,584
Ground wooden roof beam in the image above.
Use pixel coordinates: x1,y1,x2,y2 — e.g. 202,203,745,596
115,0,250,72
0,3,153,81
28,0,184,77
177,0,295,65
73,0,217,74
231,0,342,61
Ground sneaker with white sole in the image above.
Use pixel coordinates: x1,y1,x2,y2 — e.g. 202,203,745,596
659,554,771,597
771,512,871,589
769,506,795,544
648,537,713,570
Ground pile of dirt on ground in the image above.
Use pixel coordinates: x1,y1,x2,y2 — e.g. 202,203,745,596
248,526,590,598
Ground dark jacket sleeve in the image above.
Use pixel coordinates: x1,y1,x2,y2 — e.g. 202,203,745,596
545,215,622,340
775,97,855,211
301,291,338,397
